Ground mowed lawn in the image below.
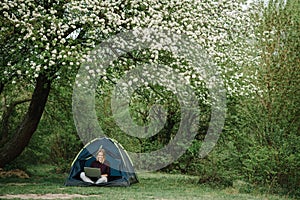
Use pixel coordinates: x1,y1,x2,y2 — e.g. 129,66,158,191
0,165,294,200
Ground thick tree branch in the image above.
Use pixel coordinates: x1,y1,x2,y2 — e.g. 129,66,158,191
0,98,32,146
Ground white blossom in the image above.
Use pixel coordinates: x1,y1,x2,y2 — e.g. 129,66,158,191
1,0,263,101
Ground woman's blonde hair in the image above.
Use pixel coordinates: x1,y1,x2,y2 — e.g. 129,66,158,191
97,148,106,160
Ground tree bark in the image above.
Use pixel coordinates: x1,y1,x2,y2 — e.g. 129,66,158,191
0,82,4,95
0,74,51,167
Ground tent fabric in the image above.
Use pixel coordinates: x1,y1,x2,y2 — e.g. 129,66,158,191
65,137,138,186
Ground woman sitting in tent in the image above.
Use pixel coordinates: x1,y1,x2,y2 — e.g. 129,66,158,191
80,148,110,184
65,137,138,186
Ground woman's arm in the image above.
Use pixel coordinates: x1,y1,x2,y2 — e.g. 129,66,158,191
101,162,110,177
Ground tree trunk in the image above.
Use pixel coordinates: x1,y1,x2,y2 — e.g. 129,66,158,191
0,74,51,167
0,82,4,95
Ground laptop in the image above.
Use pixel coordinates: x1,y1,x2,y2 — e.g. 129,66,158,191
84,167,101,178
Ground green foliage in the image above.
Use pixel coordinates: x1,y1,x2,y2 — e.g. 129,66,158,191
41,85,83,172
217,0,300,196
48,131,82,173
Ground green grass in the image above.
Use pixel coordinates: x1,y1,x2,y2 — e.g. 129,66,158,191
0,165,295,200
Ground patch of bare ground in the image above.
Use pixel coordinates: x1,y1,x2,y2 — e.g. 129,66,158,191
0,194,102,199
0,168,29,179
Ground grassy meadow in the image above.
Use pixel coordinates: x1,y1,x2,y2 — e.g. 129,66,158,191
0,165,295,200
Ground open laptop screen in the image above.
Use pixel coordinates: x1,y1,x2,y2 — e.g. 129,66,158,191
84,167,101,178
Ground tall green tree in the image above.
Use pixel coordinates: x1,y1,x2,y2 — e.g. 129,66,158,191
235,0,300,191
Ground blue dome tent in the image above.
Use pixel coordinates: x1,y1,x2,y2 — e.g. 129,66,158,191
65,137,138,186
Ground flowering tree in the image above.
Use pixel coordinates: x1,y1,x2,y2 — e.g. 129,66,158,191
0,0,258,167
